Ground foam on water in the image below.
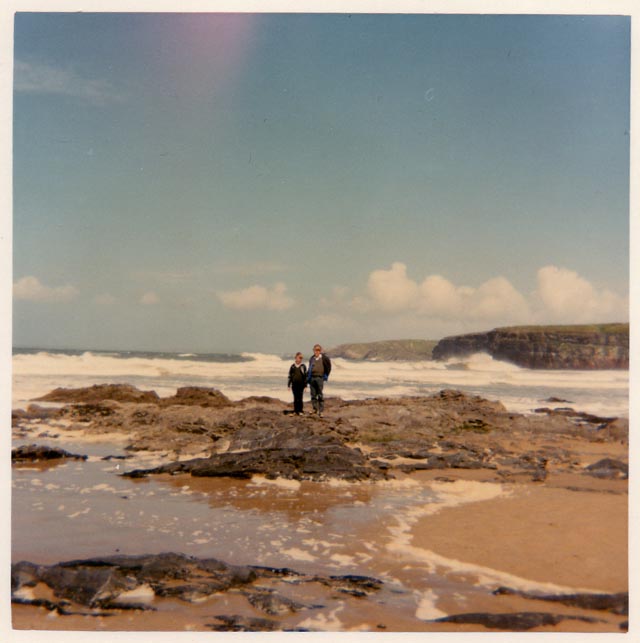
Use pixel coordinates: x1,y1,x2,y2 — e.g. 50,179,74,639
12,349,628,417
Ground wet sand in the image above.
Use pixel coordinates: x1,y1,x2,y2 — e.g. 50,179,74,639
409,475,627,592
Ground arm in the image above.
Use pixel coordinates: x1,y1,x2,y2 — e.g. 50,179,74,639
322,355,332,380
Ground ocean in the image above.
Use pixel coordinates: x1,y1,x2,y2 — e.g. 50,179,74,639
12,347,629,418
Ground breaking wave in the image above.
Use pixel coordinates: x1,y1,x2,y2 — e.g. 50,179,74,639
11,348,628,418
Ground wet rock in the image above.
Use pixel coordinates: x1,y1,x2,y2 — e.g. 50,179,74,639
11,444,87,463
243,589,311,615
584,458,628,480
19,386,627,480
124,440,386,482
206,614,282,631
12,552,383,621
493,587,628,615
321,574,384,597
533,407,616,429
431,611,602,630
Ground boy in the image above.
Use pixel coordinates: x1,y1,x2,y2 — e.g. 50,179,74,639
287,352,307,415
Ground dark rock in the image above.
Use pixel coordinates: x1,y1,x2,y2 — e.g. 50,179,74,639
324,574,384,597
123,423,388,482
11,444,87,463
243,589,311,615
584,458,628,480
12,552,383,621
493,587,628,615
534,407,616,428
432,323,629,369
206,615,281,631
431,611,602,630
124,443,386,482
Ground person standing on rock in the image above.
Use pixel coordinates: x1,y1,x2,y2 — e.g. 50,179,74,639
307,344,331,417
287,352,307,415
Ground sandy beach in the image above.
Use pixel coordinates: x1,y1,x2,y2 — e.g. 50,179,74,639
409,475,627,593
11,384,629,633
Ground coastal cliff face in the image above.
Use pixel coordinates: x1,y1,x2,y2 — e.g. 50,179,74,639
432,323,629,370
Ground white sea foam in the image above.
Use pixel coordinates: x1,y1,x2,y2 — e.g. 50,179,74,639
415,589,448,620
12,349,628,416
281,547,317,562
249,475,301,491
329,553,356,566
113,584,155,604
297,606,346,631
13,586,36,601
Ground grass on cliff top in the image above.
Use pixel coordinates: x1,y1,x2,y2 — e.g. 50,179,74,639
497,323,628,335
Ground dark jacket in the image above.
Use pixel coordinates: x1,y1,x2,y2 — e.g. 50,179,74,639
307,354,332,382
288,363,307,387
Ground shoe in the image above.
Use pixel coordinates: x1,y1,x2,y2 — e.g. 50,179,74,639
318,412,323,418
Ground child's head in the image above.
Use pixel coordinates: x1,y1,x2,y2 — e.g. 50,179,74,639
295,352,303,363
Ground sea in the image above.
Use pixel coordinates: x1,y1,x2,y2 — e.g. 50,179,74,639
12,347,629,418
10,348,630,632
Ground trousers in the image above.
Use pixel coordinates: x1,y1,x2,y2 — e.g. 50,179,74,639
309,376,325,413
291,383,305,414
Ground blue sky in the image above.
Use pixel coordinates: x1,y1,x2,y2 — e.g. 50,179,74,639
11,12,630,353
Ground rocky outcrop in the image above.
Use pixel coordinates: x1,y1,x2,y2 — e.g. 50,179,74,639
432,324,629,369
429,611,602,631
13,384,628,483
123,423,389,482
11,552,382,621
35,383,160,404
492,587,628,615
12,444,87,463
328,339,437,361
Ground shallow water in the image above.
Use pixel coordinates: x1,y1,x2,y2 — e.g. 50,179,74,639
12,424,525,630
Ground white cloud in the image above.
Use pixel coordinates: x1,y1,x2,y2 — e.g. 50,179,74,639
362,263,529,323
417,274,466,316
353,262,627,329
218,282,294,311
14,276,78,302
366,262,418,312
14,59,124,106
468,276,530,320
534,265,628,322
140,292,160,305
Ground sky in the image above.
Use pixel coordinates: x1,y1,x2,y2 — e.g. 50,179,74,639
10,10,631,353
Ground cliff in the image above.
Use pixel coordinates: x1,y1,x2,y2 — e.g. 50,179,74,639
432,323,629,369
328,339,438,361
